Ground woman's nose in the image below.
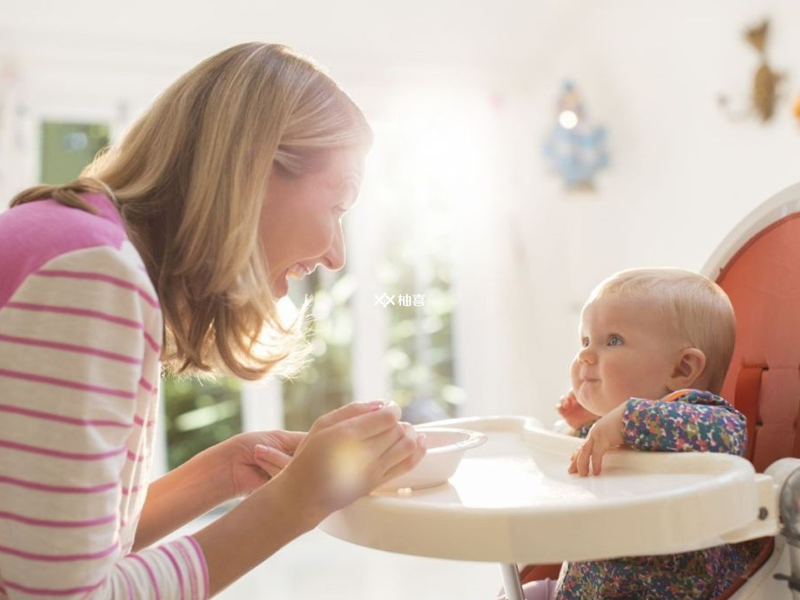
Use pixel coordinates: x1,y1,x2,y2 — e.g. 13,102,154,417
323,223,346,272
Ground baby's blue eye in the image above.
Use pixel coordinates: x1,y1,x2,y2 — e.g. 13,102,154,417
608,335,624,346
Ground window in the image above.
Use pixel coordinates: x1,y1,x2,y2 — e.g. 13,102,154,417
162,376,243,470
40,121,108,184
369,118,463,423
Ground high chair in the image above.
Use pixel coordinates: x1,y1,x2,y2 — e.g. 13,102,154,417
320,182,800,600
701,180,800,599
514,181,800,600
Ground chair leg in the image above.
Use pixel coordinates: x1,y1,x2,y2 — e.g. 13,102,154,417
499,563,525,600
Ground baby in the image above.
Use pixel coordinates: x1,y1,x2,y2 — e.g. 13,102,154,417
515,268,764,600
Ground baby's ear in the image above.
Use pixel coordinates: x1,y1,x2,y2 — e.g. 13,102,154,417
669,348,707,391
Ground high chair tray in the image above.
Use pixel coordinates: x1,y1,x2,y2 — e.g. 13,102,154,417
319,416,778,563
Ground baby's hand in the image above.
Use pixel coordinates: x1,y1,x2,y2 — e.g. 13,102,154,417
556,390,599,430
568,403,625,476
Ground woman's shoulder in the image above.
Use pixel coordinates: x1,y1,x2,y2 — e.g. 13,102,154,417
0,194,139,307
0,193,127,249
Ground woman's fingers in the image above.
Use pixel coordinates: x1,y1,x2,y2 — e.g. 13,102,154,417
273,431,306,455
362,421,413,457
275,403,431,518
378,423,420,467
253,445,292,478
380,434,427,484
254,458,282,479
334,402,403,441
254,445,291,468
312,400,393,431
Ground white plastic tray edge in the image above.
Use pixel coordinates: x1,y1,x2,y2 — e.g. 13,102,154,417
320,416,774,563
719,474,779,544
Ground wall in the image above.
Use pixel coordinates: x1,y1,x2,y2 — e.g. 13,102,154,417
487,1,800,425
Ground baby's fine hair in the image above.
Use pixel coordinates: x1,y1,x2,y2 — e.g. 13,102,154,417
588,268,736,394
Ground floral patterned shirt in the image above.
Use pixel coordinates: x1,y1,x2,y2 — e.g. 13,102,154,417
557,389,763,600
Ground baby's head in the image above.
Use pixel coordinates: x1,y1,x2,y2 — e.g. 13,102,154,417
570,268,736,416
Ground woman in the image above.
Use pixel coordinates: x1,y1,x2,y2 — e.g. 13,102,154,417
0,43,425,598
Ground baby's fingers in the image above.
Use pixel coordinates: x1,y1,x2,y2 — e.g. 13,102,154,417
591,443,607,476
568,450,578,473
568,438,594,477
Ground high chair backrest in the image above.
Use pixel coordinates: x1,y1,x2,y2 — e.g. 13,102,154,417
703,182,800,473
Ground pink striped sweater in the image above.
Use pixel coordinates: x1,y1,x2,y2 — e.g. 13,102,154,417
0,194,209,599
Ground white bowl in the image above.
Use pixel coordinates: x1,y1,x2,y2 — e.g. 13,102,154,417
376,427,488,492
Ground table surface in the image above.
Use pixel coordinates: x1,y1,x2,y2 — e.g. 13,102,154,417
320,416,776,563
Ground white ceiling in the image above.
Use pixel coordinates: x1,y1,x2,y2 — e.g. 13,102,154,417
0,0,594,76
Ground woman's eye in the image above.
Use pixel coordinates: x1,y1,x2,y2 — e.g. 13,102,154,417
608,336,624,346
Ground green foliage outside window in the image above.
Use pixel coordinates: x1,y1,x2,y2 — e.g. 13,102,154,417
162,376,243,470
40,121,109,184
379,254,461,421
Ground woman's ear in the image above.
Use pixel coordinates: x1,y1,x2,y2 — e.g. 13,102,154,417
668,348,707,391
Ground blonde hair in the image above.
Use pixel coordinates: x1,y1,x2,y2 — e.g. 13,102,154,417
10,43,373,380
588,268,736,394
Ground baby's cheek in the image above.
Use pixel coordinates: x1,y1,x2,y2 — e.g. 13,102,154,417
569,360,581,388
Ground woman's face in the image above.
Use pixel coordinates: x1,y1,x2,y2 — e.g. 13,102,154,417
260,147,365,298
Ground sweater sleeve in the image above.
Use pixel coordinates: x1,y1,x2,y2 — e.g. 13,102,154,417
621,390,747,457
0,246,208,600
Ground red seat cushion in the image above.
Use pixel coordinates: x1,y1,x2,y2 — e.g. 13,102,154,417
717,213,800,472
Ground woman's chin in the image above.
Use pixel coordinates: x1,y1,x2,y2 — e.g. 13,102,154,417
269,276,289,299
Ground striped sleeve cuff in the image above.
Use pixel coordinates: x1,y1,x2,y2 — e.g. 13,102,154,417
120,536,209,600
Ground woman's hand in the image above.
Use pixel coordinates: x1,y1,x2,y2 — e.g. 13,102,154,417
568,402,625,476
272,400,426,524
218,430,307,499
557,390,599,430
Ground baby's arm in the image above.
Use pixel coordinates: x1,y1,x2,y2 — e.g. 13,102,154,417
622,390,747,456
568,390,746,476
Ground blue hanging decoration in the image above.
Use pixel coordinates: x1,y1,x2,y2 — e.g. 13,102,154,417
543,81,609,191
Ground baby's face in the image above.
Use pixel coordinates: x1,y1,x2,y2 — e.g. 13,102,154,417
570,294,682,416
